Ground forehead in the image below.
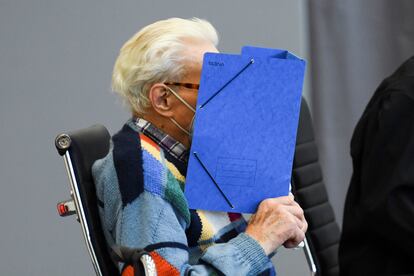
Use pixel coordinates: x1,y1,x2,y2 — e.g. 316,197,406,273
183,38,218,62
181,39,218,78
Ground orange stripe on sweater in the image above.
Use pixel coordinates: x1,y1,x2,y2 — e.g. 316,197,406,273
121,251,180,276
120,252,180,276
139,133,160,150
121,265,134,276
150,251,180,276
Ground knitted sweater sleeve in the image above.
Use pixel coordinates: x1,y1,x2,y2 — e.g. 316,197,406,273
92,150,270,276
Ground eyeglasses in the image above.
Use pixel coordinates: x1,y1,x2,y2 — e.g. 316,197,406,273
164,82,200,91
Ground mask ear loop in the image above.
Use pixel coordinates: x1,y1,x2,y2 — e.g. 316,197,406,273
189,114,196,137
170,117,191,136
163,85,196,137
164,85,196,113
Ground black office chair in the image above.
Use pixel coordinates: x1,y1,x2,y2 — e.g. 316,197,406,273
55,125,155,276
291,99,341,276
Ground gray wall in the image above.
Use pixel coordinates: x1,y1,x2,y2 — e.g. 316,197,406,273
0,0,310,275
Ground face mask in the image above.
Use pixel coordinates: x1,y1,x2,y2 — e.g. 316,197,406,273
164,85,196,137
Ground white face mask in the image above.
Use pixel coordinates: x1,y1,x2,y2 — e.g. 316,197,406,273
164,85,196,137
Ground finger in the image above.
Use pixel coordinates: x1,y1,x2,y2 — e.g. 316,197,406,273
277,211,305,235
283,239,297,249
283,226,305,248
291,211,307,233
293,216,308,234
280,195,301,207
300,218,308,233
294,214,308,233
265,195,295,205
282,204,305,220
292,213,305,231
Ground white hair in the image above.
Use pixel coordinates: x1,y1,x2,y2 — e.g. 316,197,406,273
112,17,219,114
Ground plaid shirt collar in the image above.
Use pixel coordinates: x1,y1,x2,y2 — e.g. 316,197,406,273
132,117,189,163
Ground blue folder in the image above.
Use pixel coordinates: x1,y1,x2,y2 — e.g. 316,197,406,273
184,46,306,213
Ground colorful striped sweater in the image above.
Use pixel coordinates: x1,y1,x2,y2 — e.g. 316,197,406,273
92,121,276,275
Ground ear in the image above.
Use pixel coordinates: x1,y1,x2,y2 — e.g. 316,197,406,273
148,83,174,117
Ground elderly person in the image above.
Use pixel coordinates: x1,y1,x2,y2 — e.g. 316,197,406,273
93,18,307,276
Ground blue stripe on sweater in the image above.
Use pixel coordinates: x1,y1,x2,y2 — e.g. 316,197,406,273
141,148,166,197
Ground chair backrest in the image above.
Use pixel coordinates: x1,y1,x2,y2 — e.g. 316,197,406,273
292,98,341,276
55,125,119,276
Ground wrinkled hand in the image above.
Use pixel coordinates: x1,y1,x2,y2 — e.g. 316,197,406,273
245,194,307,255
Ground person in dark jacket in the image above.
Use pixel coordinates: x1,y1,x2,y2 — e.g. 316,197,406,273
339,56,414,275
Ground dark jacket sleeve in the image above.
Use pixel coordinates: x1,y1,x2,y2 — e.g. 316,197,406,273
358,91,414,256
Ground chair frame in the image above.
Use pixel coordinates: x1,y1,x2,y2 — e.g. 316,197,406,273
303,236,317,275
56,133,105,276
